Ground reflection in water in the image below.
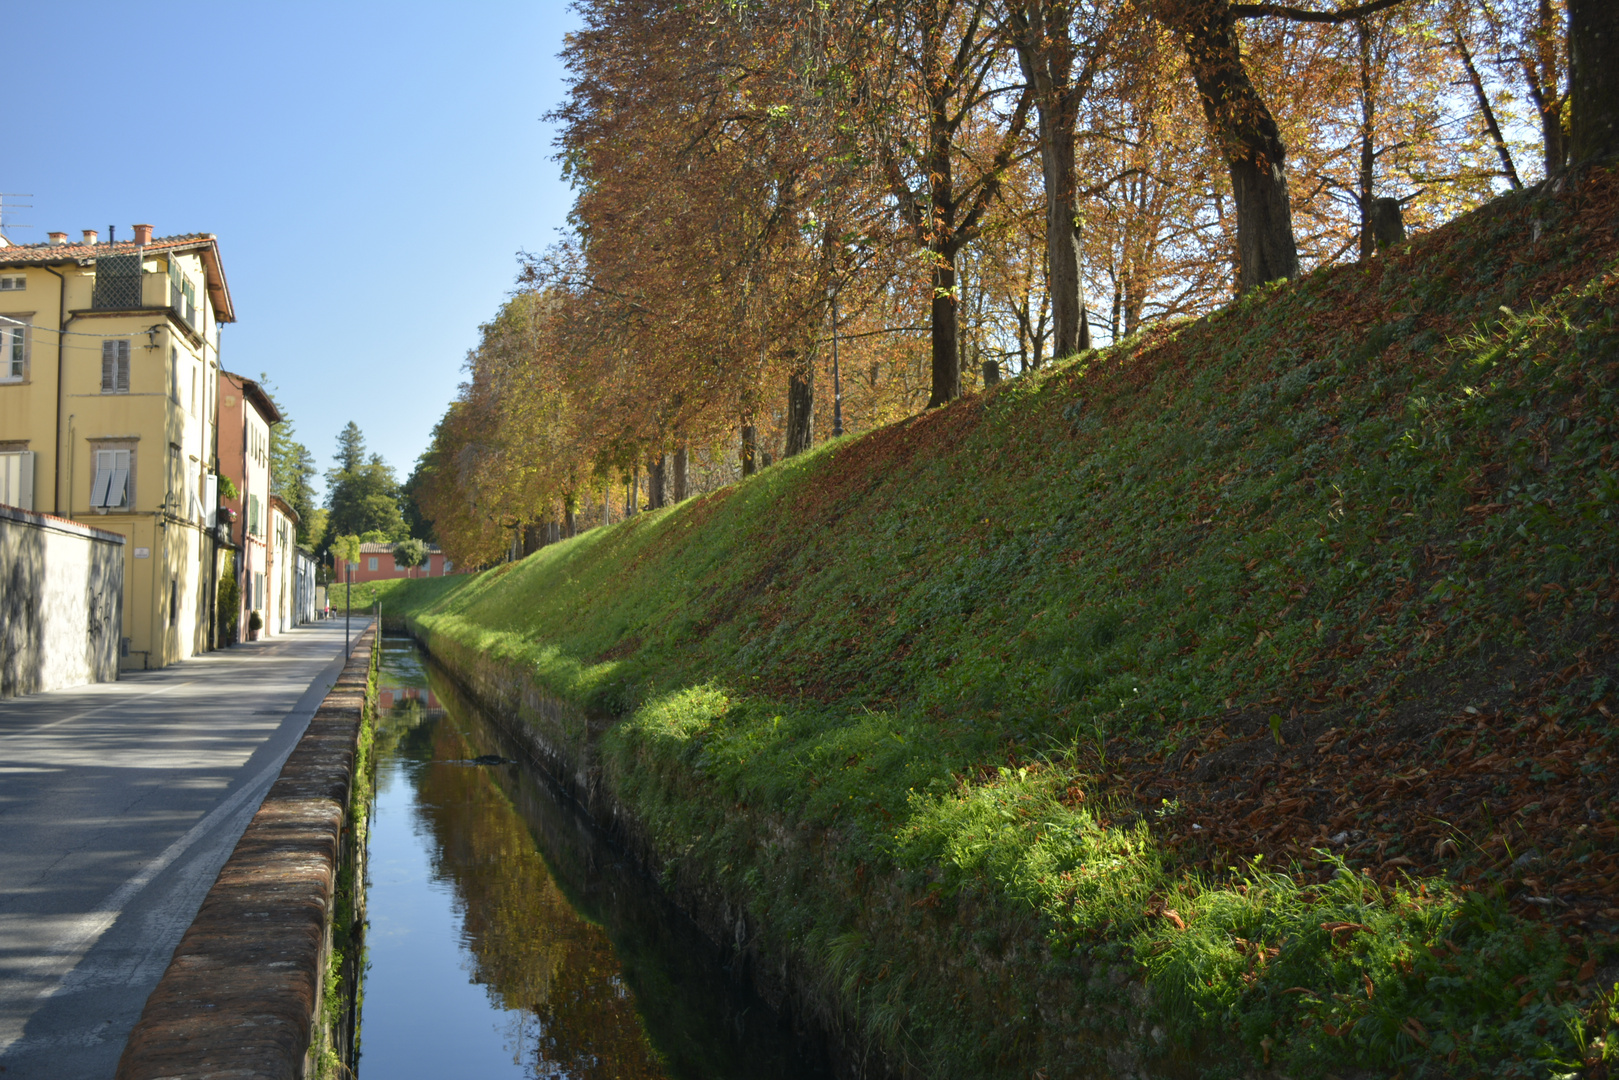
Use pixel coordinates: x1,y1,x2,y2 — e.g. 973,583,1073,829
361,638,826,1079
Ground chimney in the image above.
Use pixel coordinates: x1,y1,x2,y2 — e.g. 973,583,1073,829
82,229,98,246
48,232,67,245
133,223,153,245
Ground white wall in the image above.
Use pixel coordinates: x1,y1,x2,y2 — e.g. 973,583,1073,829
0,504,125,698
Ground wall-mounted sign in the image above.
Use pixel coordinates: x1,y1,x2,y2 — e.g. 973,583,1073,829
133,546,150,558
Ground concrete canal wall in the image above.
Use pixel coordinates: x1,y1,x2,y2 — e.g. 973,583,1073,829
399,617,892,1079
0,502,124,699
114,625,376,1080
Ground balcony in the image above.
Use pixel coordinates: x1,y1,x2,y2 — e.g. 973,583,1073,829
87,256,197,330
90,255,143,310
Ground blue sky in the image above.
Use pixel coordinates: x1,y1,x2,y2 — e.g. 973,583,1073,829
6,1,580,495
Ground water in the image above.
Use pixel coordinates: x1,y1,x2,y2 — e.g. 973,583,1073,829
359,637,829,1079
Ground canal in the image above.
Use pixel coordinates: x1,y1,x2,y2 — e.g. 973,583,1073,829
360,636,829,1079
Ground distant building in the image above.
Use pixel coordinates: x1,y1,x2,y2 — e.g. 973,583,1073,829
267,494,300,635
0,224,235,669
335,541,455,583
216,371,279,641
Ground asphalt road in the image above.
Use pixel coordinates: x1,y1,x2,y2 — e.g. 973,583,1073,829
0,621,364,1079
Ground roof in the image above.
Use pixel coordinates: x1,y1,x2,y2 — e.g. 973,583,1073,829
0,233,236,323
268,493,301,525
222,370,283,425
358,541,442,553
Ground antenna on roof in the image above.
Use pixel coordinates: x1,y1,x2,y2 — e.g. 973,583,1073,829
0,194,33,237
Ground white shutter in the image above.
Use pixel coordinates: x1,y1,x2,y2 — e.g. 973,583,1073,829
0,451,34,509
91,450,114,507
108,459,129,508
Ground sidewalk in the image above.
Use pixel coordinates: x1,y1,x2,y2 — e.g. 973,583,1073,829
0,622,364,1080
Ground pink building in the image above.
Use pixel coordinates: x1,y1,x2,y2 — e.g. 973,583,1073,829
217,371,279,641
335,541,454,584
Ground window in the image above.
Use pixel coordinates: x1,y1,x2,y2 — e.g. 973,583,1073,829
443,560,452,574
101,340,131,393
368,556,378,571
0,450,34,510
0,275,25,291
169,346,180,403
91,447,133,511
190,367,197,414
1,319,26,382
247,493,261,536
168,259,199,327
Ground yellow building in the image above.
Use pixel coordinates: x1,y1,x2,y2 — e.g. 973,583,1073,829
0,223,235,669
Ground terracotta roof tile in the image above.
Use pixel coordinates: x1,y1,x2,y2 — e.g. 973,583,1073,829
0,233,216,266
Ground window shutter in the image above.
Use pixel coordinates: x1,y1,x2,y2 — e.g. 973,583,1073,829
116,341,130,392
91,450,113,507
102,341,116,391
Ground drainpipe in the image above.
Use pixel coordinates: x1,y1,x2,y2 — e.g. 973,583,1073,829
40,263,68,514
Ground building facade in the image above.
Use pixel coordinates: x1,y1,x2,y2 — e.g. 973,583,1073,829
338,541,455,583
216,371,278,641
0,225,235,669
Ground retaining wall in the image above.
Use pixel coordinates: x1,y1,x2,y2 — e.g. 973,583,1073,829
0,502,124,699
114,625,376,1080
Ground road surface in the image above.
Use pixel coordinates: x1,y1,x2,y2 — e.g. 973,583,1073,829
0,622,361,1079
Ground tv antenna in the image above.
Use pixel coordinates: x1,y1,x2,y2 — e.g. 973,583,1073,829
0,194,34,238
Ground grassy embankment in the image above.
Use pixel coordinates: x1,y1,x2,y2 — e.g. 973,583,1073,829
383,170,1619,1078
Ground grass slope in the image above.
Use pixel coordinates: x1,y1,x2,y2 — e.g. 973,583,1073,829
389,169,1619,1078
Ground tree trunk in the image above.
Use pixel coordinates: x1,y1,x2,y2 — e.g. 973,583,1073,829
603,486,610,528
1455,30,1522,188
1357,19,1377,260
1170,0,1300,292
1010,0,1093,360
649,454,667,509
522,522,543,556
785,365,814,456
628,464,639,515
741,424,757,476
981,359,1001,386
1367,197,1405,250
672,446,688,501
928,258,961,407
1531,0,1569,173
1569,0,1619,163
564,501,576,538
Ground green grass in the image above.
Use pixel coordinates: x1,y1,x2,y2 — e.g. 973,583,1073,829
383,170,1619,1078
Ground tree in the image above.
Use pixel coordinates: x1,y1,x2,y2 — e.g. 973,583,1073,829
864,0,1035,405
261,377,323,548
330,534,361,575
332,421,366,477
393,537,429,576
1569,0,1619,162
1005,0,1107,358
326,423,407,541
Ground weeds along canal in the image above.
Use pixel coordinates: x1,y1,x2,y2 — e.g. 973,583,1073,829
361,636,829,1079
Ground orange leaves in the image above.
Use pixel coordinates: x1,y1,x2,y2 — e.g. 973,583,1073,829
1146,900,1188,930
1320,921,1372,947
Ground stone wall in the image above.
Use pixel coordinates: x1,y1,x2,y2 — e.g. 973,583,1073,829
0,503,125,699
